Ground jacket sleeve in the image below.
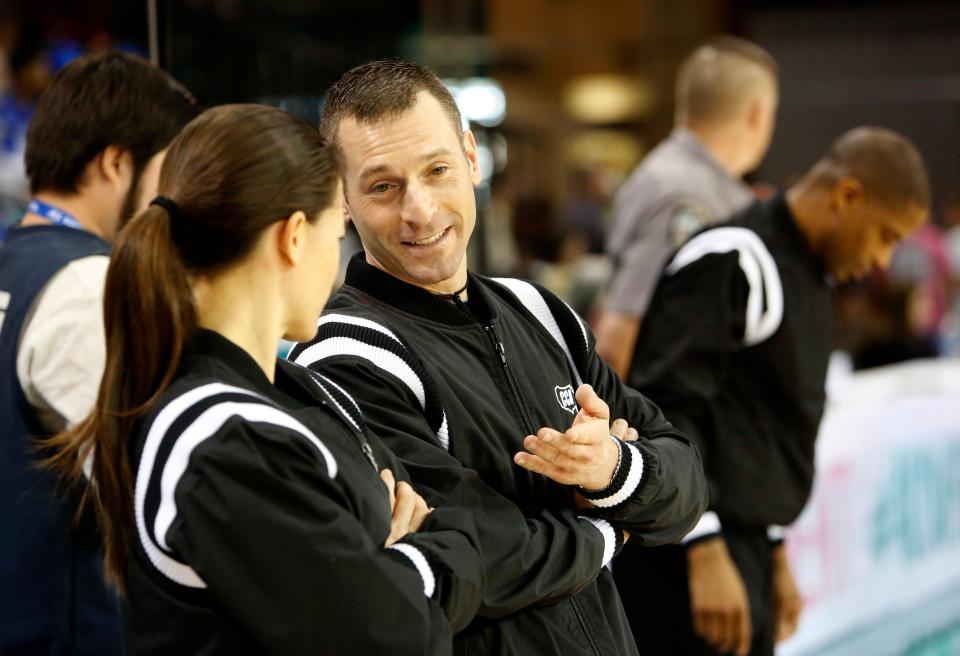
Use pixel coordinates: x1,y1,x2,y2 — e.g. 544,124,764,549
165,418,484,655
304,356,622,619
524,281,710,544
624,251,750,543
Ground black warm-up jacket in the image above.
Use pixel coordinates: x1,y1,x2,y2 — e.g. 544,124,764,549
290,255,707,656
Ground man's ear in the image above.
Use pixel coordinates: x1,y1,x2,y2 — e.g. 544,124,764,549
278,210,308,266
97,145,134,191
830,176,865,216
462,129,482,186
746,96,765,130
342,189,353,224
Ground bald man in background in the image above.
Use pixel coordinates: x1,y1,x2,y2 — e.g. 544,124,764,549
613,127,929,656
597,36,778,379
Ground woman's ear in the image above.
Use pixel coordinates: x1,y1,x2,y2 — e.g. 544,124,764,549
277,211,308,266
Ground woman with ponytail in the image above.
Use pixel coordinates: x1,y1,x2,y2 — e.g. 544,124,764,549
45,104,484,655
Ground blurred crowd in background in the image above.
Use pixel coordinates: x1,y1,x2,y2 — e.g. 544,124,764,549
2,0,960,370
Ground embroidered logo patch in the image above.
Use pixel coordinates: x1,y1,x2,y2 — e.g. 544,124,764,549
555,385,577,415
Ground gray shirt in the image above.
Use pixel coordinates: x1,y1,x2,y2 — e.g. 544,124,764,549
605,127,754,315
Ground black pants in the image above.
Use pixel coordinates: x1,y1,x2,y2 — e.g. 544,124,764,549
611,527,774,656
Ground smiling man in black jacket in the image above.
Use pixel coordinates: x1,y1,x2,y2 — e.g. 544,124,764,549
289,60,708,655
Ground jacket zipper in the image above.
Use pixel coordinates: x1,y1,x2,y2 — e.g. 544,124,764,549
482,322,537,436
311,372,379,471
569,597,602,655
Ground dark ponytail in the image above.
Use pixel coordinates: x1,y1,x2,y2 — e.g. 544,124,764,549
44,104,339,589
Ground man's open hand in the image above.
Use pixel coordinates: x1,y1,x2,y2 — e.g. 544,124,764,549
513,384,620,491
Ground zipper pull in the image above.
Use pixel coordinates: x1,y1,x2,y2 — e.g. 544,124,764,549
495,340,507,365
361,442,378,471
484,324,508,365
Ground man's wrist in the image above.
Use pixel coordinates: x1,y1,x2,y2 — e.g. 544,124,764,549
582,434,622,492
577,437,646,509
686,534,727,564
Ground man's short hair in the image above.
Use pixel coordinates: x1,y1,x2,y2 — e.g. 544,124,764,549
25,51,197,195
319,59,463,155
812,126,930,210
675,36,778,126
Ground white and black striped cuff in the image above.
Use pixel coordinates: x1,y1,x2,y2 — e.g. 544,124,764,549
388,543,436,598
579,516,624,568
577,438,645,509
682,510,722,544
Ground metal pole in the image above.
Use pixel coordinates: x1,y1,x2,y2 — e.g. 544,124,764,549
147,0,159,66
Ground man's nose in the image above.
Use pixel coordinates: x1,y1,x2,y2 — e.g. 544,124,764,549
874,244,895,271
400,180,437,226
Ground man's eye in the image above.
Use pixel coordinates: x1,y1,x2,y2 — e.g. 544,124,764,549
370,183,391,193
431,166,448,176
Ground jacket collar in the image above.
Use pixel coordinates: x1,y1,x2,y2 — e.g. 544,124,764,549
188,328,364,435
342,252,494,325
769,193,828,278
188,329,292,403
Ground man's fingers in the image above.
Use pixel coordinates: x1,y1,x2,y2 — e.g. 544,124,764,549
537,425,603,449
776,598,800,643
393,481,418,527
607,418,640,443
513,452,573,485
380,469,396,511
737,606,753,656
523,436,570,467
609,418,628,440
536,427,565,443
696,611,721,650
574,383,610,421
777,617,797,643
715,609,735,654
409,493,432,534
691,610,709,644
524,435,593,467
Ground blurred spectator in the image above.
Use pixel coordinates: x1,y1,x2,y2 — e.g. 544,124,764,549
939,194,960,355
509,192,612,317
0,51,196,654
0,31,50,216
596,36,779,378
479,172,519,276
837,276,940,370
560,167,607,255
511,193,562,277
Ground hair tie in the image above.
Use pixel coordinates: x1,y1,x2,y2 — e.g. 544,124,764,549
150,195,185,222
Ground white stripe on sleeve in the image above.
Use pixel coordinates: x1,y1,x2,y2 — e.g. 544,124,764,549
579,516,617,568
666,227,783,347
293,337,426,410
586,441,645,509
682,510,722,544
492,277,584,387
388,543,436,598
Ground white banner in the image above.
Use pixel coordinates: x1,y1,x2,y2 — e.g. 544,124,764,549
780,358,960,656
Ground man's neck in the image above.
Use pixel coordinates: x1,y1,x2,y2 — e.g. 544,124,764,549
784,183,828,256
682,123,747,179
365,253,469,301
22,191,106,238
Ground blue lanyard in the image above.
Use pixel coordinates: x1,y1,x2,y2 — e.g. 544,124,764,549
27,199,84,230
